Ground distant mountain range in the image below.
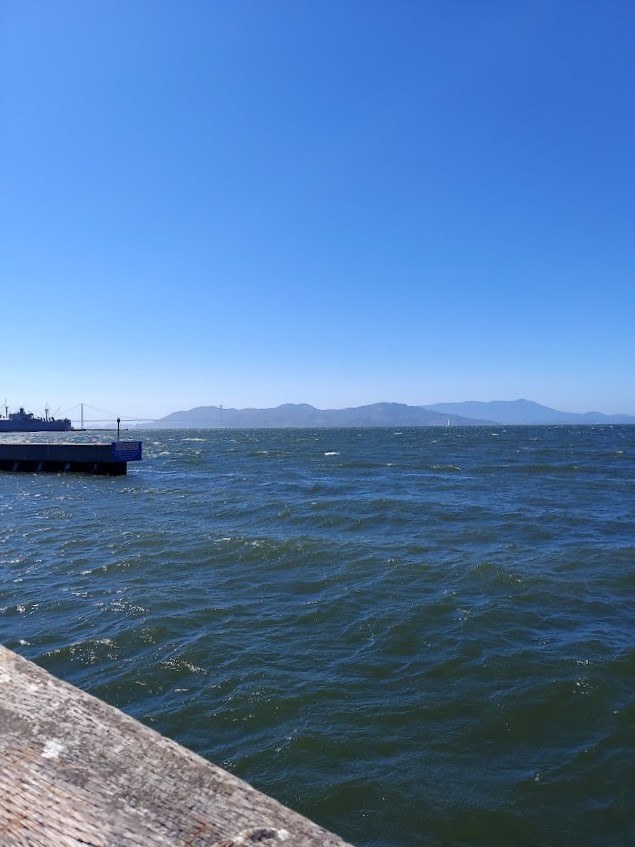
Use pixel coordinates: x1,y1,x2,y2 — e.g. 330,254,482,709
142,399,635,428
425,399,635,425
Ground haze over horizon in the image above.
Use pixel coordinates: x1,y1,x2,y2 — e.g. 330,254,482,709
3,1,634,419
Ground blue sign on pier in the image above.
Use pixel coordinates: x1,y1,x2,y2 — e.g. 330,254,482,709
111,441,143,462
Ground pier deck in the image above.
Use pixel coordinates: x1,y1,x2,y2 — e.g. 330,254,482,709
0,645,352,847
0,441,142,475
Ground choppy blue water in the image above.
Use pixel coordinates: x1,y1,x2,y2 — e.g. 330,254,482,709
1,426,634,846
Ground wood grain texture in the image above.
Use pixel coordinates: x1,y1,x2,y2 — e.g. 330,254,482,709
0,646,354,847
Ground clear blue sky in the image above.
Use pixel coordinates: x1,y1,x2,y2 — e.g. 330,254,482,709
2,0,634,421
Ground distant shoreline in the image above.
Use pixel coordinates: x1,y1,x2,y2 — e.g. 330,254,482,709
136,399,635,429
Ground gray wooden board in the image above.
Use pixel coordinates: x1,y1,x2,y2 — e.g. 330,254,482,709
0,646,354,847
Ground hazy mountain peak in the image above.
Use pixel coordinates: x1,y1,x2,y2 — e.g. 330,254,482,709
142,399,635,429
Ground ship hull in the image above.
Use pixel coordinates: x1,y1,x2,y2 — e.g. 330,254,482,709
0,420,72,433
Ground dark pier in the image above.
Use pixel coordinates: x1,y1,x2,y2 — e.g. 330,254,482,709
0,645,352,847
0,441,142,475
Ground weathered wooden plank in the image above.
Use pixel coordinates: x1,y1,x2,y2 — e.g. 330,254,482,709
0,646,354,847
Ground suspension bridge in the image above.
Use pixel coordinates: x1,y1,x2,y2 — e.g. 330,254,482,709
59,403,156,430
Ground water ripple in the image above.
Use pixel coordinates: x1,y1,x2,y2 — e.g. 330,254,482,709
1,425,634,846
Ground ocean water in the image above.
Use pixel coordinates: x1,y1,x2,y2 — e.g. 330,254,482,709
1,425,634,847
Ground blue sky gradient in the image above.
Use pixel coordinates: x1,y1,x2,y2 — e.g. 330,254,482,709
2,0,634,420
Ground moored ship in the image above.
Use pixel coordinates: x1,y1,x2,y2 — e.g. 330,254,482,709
0,406,72,433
